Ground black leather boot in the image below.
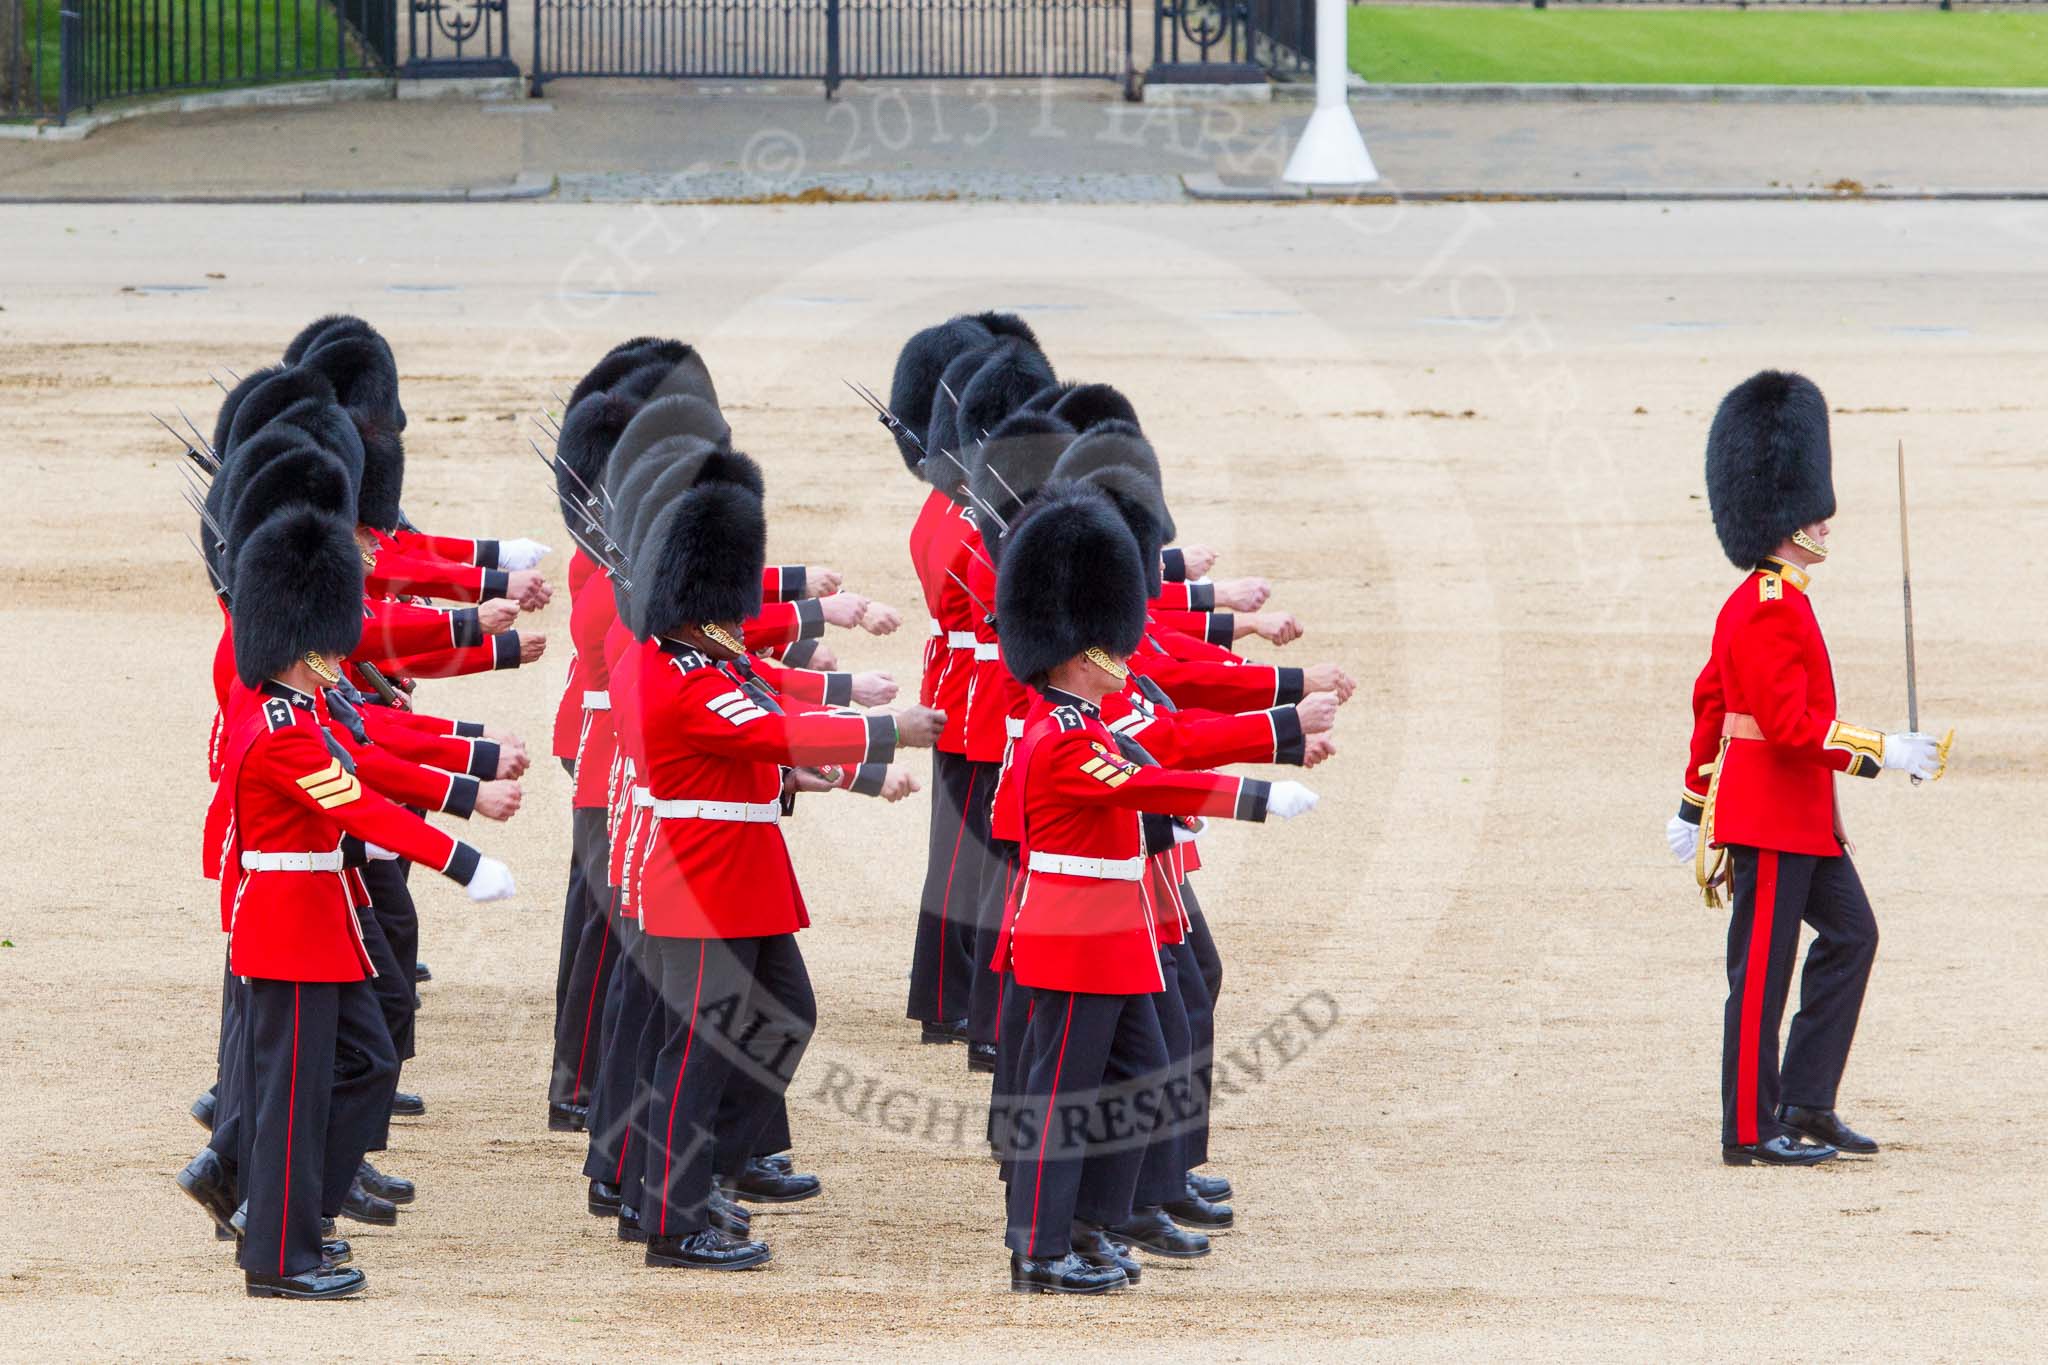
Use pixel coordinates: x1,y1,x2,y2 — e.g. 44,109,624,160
1009,1250,1126,1294
1110,1206,1210,1258
644,1228,772,1270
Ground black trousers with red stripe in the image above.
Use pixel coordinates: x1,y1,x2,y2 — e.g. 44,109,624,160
1722,845,1878,1148
968,842,1019,1045
1002,987,1170,1260
907,751,991,1026
551,808,616,1109
350,885,410,1153
640,932,815,1239
1170,936,1217,1171
583,904,654,1193
360,859,418,1062
237,976,396,1278
555,805,589,1021
1134,948,1195,1207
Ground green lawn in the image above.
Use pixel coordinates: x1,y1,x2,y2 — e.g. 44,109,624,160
1348,6,2048,88
6,0,373,117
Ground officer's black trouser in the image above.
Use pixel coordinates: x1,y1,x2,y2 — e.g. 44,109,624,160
907,751,988,1026
640,933,815,1240
351,887,410,1152
967,839,1017,1046
582,902,652,1190
1003,987,1169,1260
237,977,396,1278
1722,846,1877,1147
551,807,616,1109
209,953,247,1178
555,805,589,1021
361,859,418,1062
1170,935,1216,1171
1134,948,1195,1207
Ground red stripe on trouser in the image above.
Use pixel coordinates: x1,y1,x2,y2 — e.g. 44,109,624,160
1737,850,1780,1146
570,930,610,1099
935,766,980,1021
279,984,301,1275
657,941,708,1237
1025,995,1076,1259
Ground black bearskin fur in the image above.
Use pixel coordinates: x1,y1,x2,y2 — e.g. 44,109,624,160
630,483,767,640
225,367,337,454
605,395,733,493
298,332,404,428
886,316,996,474
995,482,1148,688
224,446,355,590
969,410,1075,554
1048,382,1140,436
956,339,1057,453
212,365,283,457
231,505,365,686
1705,369,1836,569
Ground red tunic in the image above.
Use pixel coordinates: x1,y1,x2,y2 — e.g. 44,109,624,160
1680,559,1880,858
552,550,598,761
907,487,955,708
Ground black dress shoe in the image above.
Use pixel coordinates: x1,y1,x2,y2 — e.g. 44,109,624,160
245,1266,367,1300
708,1196,752,1237
547,1101,588,1133
321,1217,336,1238
645,1228,773,1270
617,1204,648,1243
1163,1189,1234,1229
1110,1206,1210,1258
1187,1171,1232,1202
1010,1250,1127,1294
757,1152,794,1175
322,1238,352,1267
724,1156,821,1204
176,1148,240,1236
356,1160,415,1205
588,1180,623,1217
1072,1222,1141,1285
1722,1135,1838,1167
340,1177,400,1226
1779,1104,1880,1155
966,1041,999,1074
920,1018,969,1045
389,1092,426,1118
413,961,432,982
190,1089,217,1133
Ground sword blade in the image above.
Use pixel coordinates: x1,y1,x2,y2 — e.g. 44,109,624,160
1898,438,1918,735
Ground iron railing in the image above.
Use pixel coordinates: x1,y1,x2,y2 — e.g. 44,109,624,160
531,0,1136,96
1244,0,1309,76
2,0,78,117
404,0,515,76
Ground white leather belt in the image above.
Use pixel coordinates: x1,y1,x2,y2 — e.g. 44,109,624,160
241,849,345,872
973,642,999,661
1005,717,1024,739
1026,852,1144,882
946,630,977,649
635,789,781,823
928,620,943,637
583,690,611,710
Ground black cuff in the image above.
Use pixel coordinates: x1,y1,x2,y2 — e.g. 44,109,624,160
454,720,485,738
445,774,480,819
779,566,807,602
1271,706,1306,765
444,842,482,885
467,739,501,778
1140,812,1174,856
780,638,822,669
481,568,511,599
1677,798,1704,826
863,714,897,764
1161,547,1187,583
474,539,501,569
340,836,369,868
492,633,521,670
848,762,888,797
1235,778,1272,823
1205,614,1235,648
822,672,853,707
1849,756,1881,780
1273,667,1305,706
449,606,484,649
1186,582,1215,612
794,597,826,639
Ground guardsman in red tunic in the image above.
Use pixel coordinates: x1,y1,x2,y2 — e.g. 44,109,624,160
618,454,940,1270
198,500,517,1299
1669,371,1948,1167
990,483,1320,1294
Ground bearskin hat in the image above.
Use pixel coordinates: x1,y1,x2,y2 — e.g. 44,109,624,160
569,338,718,414
1705,370,1836,570
214,424,343,550
996,482,1148,688
230,504,365,687
553,373,663,520
1049,382,1140,435
282,313,381,366
225,367,337,454
351,413,406,533
887,316,997,473
613,438,754,561
212,365,283,457
266,398,366,500
921,347,992,496
605,395,733,495
956,339,1057,453
970,311,1042,354
630,482,767,640
298,331,404,427
970,410,1075,552
223,446,356,593
1052,423,1175,595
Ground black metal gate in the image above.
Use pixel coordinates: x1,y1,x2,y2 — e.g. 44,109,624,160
530,0,1134,97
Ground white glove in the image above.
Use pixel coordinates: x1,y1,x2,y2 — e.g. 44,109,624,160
1665,815,1698,864
496,538,552,572
1266,781,1318,821
364,842,400,863
1171,817,1207,846
466,855,517,903
1882,732,1940,781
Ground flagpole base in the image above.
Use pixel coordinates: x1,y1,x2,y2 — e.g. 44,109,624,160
1282,103,1380,187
